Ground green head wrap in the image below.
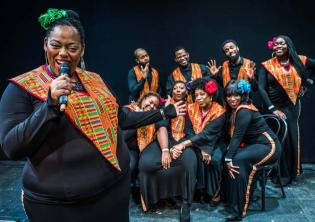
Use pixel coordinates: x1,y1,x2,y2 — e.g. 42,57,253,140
38,8,67,30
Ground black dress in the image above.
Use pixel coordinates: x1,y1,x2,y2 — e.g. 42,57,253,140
138,120,197,211
185,111,226,198
0,82,177,222
258,57,315,184
224,107,281,218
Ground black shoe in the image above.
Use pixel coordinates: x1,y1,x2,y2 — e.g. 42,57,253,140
209,200,220,207
179,203,190,222
225,215,242,221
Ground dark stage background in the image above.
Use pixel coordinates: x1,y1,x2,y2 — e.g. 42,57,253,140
1,0,315,162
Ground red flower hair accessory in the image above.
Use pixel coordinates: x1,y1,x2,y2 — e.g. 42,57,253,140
267,37,276,49
205,80,218,95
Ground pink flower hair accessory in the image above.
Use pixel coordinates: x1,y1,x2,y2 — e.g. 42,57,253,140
267,37,276,49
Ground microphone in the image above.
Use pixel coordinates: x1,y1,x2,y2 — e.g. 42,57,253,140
59,62,71,112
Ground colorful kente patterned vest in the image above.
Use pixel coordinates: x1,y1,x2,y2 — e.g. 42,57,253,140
133,65,159,99
10,65,121,170
262,55,307,105
222,58,253,88
172,63,203,103
188,102,225,133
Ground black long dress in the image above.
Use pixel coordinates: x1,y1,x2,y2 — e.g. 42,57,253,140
138,120,197,211
0,80,177,222
258,57,315,184
185,108,226,198
225,106,281,218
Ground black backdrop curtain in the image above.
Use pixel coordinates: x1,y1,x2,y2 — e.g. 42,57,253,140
0,0,314,162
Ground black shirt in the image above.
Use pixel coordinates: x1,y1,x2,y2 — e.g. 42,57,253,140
0,82,176,204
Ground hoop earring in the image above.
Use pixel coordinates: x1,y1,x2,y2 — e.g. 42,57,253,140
45,51,48,66
271,52,276,58
80,56,86,71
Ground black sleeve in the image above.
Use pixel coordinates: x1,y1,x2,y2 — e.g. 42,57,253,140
118,104,177,130
225,109,252,160
258,66,275,111
189,114,226,155
0,83,60,160
306,57,315,70
200,64,211,77
166,74,174,96
184,114,195,139
128,68,145,99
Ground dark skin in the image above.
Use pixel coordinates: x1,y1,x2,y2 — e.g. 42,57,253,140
134,48,150,79
175,49,190,68
171,88,212,165
44,25,85,103
271,37,289,120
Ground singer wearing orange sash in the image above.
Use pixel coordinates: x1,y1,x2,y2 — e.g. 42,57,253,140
127,48,160,102
0,8,185,222
223,80,280,221
166,47,210,102
258,35,315,185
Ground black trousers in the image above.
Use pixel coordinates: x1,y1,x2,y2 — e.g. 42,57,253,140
23,172,130,222
225,134,280,217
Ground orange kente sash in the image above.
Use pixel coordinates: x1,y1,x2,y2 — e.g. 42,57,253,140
170,99,186,141
137,124,156,152
222,58,253,88
229,104,258,137
262,55,307,105
172,63,203,103
10,65,121,170
133,65,159,99
188,102,225,133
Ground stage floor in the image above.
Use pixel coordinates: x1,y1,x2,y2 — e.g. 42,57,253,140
1,161,315,222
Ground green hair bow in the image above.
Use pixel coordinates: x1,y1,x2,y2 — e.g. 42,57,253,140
38,8,67,30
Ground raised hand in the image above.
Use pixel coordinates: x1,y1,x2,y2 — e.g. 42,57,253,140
141,63,150,79
207,59,222,76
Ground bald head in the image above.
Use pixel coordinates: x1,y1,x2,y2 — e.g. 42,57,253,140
134,48,150,66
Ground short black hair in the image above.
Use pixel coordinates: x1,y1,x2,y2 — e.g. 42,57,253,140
221,39,238,51
224,80,251,105
174,46,187,55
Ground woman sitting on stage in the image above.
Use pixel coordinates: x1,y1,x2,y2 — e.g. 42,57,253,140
224,80,281,221
171,78,226,207
138,90,197,222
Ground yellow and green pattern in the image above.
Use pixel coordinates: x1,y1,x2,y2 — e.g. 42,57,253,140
10,65,121,170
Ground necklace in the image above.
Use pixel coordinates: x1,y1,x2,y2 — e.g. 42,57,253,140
71,81,85,92
280,59,290,67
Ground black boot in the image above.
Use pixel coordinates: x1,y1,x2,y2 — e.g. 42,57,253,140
179,202,190,222
225,215,242,221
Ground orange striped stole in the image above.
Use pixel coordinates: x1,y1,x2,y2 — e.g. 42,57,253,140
170,99,186,141
222,58,253,88
262,55,307,105
172,63,203,103
188,102,225,133
229,104,258,137
137,124,156,152
11,65,121,170
133,65,159,99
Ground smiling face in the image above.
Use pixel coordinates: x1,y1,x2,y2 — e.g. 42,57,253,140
140,95,160,111
226,93,242,109
195,88,212,109
172,82,187,102
44,25,84,76
175,49,190,67
223,42,240,61
273,37,288,58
